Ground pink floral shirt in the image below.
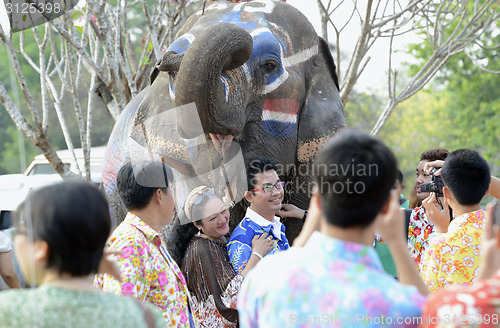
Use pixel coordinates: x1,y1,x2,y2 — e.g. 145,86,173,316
408,206,438,267
94,213,192,327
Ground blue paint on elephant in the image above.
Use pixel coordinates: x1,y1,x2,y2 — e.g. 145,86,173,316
262,120,296,138
248,30,285,86
221,71,229,99
168,36,191,54
217,11,258,30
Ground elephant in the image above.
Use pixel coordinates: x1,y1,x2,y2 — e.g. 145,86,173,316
102,0,345,243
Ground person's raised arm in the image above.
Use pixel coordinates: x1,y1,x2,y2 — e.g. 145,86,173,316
292,193,322,247
477,203,500,281
378,190,430,296
0,251,21,289
487,176,500,200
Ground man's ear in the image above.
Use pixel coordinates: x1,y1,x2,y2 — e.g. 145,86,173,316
244,190,253,203
443,186,454,204
155,188,165,204
34,240,49,262
379,194,392,215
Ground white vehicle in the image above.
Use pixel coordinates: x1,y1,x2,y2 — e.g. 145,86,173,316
0,146,106,227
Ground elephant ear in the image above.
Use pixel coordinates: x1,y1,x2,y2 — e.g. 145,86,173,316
297,37,345,163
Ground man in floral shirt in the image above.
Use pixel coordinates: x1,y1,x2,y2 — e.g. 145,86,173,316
95,161,195,327
420,149,491,292
238,129,426,328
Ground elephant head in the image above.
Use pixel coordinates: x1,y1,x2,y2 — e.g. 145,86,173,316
104,0,345,240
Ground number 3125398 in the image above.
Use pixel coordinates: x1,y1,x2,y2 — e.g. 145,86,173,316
5,2,62,15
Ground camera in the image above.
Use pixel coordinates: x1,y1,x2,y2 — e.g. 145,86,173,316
420,168,444,197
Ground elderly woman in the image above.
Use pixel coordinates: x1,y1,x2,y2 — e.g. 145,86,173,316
0,181,163,327
168,186,274,328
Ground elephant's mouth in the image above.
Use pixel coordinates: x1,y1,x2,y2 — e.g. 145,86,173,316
208,133,234,155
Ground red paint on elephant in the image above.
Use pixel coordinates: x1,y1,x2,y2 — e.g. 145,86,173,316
262,98,299,115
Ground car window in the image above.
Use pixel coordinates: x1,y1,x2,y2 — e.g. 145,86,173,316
27,163,71,175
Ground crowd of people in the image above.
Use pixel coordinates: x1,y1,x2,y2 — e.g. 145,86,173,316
0,128,500,327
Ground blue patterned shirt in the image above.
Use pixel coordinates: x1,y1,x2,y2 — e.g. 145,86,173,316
238,232,425,328
227,208,289,273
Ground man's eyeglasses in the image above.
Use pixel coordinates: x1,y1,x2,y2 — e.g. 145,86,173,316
251,181,285,193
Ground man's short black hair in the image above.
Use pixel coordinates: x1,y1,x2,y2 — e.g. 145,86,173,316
13,181,111,276
440,149,490,205
396,169,403,184
246,158,278,191
117,161,172,210
314,129,397,228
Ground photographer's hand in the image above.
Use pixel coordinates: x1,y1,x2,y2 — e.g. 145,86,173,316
422,192,450,233
423,160,445,176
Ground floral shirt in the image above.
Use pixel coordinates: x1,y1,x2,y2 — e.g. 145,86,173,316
420,210,484,292
0,284,165,328
408,206,438,267
420,270,500,328
238,231,425,328
94,213,192,327
227,208,289,274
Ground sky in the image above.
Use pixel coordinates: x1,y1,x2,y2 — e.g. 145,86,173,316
286,0,419,94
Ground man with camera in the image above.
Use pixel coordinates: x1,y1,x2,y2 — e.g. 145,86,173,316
419,168,500,327
419,149,491,291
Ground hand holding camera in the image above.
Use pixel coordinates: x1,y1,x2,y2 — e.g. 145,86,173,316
420,167,445,198
422,192,451,233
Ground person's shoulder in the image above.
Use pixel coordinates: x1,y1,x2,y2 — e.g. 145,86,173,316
228,219,257,241
108,221,146,247
0,288,28,306
248,247,303,276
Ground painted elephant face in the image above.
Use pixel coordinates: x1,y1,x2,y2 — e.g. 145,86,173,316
145,0,345,165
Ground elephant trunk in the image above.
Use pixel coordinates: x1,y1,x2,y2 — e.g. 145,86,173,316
171,23,253,139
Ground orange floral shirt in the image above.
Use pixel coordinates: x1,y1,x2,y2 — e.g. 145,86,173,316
94,213,193,327
420,210,484,292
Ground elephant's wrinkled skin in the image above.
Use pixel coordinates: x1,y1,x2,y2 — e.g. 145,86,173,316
103,0,345,243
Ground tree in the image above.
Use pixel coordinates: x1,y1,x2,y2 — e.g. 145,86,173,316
316,0,500,135
0,0,200,179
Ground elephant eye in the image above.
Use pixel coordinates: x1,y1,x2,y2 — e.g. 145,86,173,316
260,59,279,75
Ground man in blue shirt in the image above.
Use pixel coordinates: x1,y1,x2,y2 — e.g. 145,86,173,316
238,129,427,327
227,158,298,273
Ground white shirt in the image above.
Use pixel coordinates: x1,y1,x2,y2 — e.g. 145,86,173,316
245,207,283,241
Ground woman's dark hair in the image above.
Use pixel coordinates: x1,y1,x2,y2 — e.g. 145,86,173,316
117,161,172,210
167,188,224,266
13,181,111,276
